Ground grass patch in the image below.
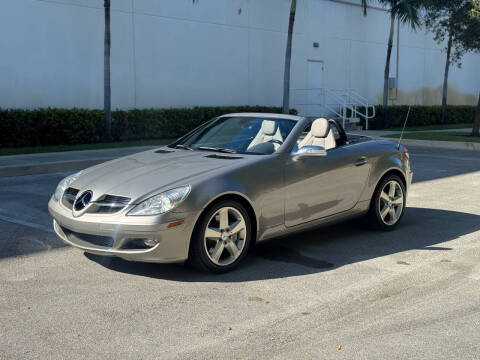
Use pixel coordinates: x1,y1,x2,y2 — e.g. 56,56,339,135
382,131,480,143
387,123,472,132
0,139,174,156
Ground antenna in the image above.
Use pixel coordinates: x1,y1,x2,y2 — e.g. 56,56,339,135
397,106,411,150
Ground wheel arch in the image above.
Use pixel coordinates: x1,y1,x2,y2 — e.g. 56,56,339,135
188,192,258,254
368,167,407,208
377,168,407,191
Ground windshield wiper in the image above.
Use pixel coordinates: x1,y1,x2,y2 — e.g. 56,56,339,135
175,144,195,151
198,146,238,154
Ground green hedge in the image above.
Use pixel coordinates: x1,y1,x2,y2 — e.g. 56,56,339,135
356,105,476,129
0,106,297,148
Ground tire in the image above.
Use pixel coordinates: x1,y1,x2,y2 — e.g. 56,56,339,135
368,175,406,231
188,200,252,273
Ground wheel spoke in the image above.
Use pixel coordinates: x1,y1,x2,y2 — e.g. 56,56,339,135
219,208,229,230
210,241,225,262
388,182,396,197
229,218,245,235
380,205,389,220
380,191,390,203
392,196,403,205
225,241,240,258
205,227,221,239
389,208,396,222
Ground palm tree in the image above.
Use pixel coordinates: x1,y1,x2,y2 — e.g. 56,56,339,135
104,0,112,141
282,0,297,114
361,0,421,128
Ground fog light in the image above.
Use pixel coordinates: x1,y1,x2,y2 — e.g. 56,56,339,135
143,239,158,247
121,238,158,250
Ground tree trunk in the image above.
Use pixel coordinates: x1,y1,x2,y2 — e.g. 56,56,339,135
282,0,297,114
441,33,453,125
472,91,480,137
382,13,395,129
104,0,112,141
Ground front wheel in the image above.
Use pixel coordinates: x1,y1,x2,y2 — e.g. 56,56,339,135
368,175,406,231
188,201,252,273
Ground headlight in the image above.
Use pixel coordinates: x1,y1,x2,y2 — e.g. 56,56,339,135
128,186,191,216
53,172,82,201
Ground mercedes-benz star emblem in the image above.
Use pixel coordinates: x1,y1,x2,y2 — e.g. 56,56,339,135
74,190,93,211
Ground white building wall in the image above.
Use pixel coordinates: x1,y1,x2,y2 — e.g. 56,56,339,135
0,0,479,110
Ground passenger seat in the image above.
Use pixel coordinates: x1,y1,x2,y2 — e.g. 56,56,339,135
298,118,336,150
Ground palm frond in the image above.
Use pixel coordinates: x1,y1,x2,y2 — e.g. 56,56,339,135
391,0,422,30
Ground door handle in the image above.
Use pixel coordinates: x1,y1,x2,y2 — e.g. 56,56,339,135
355,157,368,166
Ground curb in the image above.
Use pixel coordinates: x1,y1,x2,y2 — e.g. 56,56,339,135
398,139,480,152
0,158,113,177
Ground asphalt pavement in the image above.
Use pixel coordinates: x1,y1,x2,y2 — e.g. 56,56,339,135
0,146,479,359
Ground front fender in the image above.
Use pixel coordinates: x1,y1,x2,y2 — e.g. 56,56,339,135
360,152,408,202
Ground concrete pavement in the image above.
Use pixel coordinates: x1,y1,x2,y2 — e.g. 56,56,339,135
0,146,479,359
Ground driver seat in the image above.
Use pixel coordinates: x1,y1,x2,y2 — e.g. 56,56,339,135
298,118,336,150
247,120,283,151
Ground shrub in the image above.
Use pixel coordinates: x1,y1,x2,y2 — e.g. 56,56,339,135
356,105,476,129
0,106,297,148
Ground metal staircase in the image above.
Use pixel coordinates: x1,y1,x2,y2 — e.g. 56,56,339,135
293,87,376,130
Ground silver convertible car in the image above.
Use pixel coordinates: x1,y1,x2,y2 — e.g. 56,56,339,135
49,113,413,272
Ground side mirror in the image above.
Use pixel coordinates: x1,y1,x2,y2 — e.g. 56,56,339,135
291,145,327,161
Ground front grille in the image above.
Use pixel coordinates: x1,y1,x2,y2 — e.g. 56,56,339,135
62,187,79,209
98,195,131,205
92,194,131,214
62,226,115,248
62,189,130,214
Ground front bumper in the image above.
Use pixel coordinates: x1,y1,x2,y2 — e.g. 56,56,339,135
48,197,197,263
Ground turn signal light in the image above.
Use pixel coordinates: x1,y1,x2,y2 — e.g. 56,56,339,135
168,219,185,228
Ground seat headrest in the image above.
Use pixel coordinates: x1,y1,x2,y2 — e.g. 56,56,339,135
311,118,330,138
261,120,278,136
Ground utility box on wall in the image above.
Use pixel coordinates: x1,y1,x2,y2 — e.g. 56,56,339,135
388,77,398,100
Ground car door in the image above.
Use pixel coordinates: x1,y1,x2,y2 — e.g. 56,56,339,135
285,145,371,227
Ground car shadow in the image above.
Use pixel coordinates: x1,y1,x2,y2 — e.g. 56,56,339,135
85,206,480,282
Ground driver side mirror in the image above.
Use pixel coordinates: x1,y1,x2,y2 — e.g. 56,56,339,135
291,145,327,161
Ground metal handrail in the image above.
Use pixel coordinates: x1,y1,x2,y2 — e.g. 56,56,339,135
293,87,376,130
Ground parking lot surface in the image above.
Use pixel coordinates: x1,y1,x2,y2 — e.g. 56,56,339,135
1,146,479,359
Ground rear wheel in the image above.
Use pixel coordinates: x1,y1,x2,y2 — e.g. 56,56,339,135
368,175,406,231
188,201,252,273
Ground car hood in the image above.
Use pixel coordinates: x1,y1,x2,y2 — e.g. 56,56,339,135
71,149,246,203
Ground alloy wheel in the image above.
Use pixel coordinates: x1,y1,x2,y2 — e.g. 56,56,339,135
203,207,247,266
378,180,404,226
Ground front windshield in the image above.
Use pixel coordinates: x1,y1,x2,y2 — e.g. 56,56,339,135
172,116,296,155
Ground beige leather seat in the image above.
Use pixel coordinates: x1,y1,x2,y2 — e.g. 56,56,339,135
298,118,336,150
247,120,284,151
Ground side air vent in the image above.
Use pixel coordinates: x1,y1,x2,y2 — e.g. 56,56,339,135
205,154,243,160
155,149,174,154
